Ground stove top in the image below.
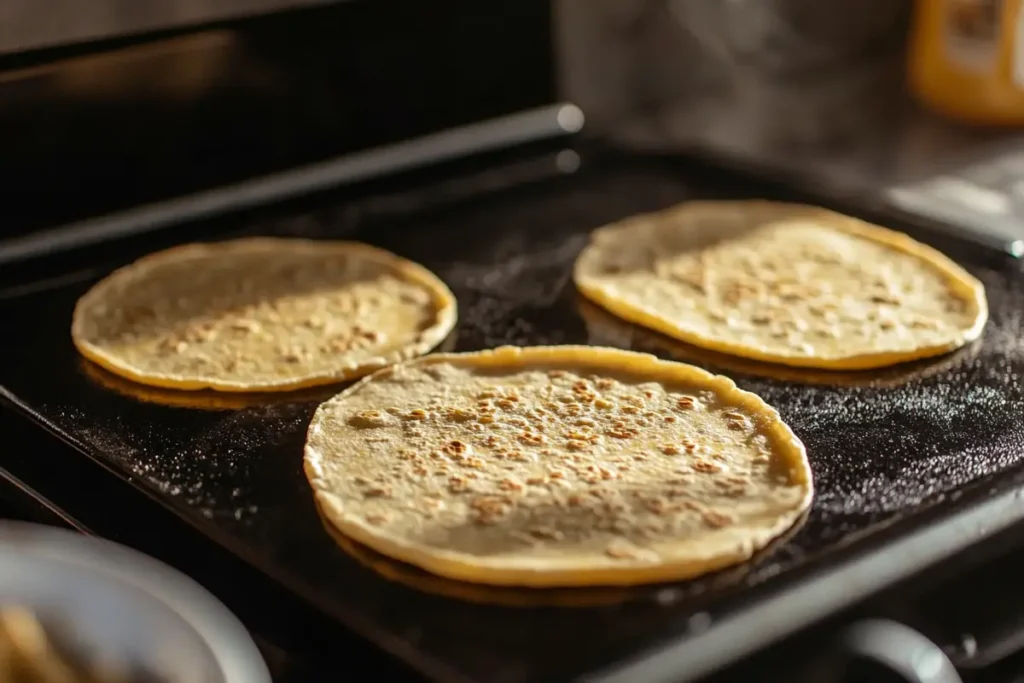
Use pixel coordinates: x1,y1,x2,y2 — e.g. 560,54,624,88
2,139,1024,683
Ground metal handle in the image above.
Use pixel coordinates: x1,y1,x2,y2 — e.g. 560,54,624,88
839,619,962,683
0,103,584,266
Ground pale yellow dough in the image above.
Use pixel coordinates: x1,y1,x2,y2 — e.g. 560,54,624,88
573,201,987,370
72,238,457,392
305,345,812,588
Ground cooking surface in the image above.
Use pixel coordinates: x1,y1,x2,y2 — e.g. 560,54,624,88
2,156,1024,682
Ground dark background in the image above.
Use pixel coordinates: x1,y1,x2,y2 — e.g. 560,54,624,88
0,0,555,236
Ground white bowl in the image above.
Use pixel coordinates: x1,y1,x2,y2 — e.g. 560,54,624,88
0,522,270,683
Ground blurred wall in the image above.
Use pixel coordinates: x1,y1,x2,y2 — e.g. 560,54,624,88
555,0,911,137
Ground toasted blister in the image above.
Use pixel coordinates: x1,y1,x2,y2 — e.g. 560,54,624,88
305,345,812,588
71,238,457,392
573,200,988,370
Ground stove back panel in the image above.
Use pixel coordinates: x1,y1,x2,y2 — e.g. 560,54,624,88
0,0,555,237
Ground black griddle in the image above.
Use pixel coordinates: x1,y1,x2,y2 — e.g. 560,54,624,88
2,144,1024,683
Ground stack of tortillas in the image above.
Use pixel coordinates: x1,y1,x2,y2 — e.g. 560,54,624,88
574,201,987,370
72,238,457,392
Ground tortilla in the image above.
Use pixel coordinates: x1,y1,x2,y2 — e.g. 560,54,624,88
79,358,343,412
305,345,812,588
71,238,457,392
573,201,988,370
314,498,637,607
315,494,807,606
577,296,982,389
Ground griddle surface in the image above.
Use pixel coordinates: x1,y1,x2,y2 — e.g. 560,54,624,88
2,158,1024,683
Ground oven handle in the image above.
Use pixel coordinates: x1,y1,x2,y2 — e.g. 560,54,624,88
838,619,962,683
0,102,584,266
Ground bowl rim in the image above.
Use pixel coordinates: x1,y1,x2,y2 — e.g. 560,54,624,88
0,521,271,683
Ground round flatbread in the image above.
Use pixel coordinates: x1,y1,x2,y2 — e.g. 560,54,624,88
80,358,341,412
573,201,988,370
314,499,637,607
305,345,812,588
577,297,980,389
71,238,457,392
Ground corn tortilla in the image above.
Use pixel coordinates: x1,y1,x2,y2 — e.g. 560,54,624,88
305,345,812,588
573,201,987,370
71,238,457,392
